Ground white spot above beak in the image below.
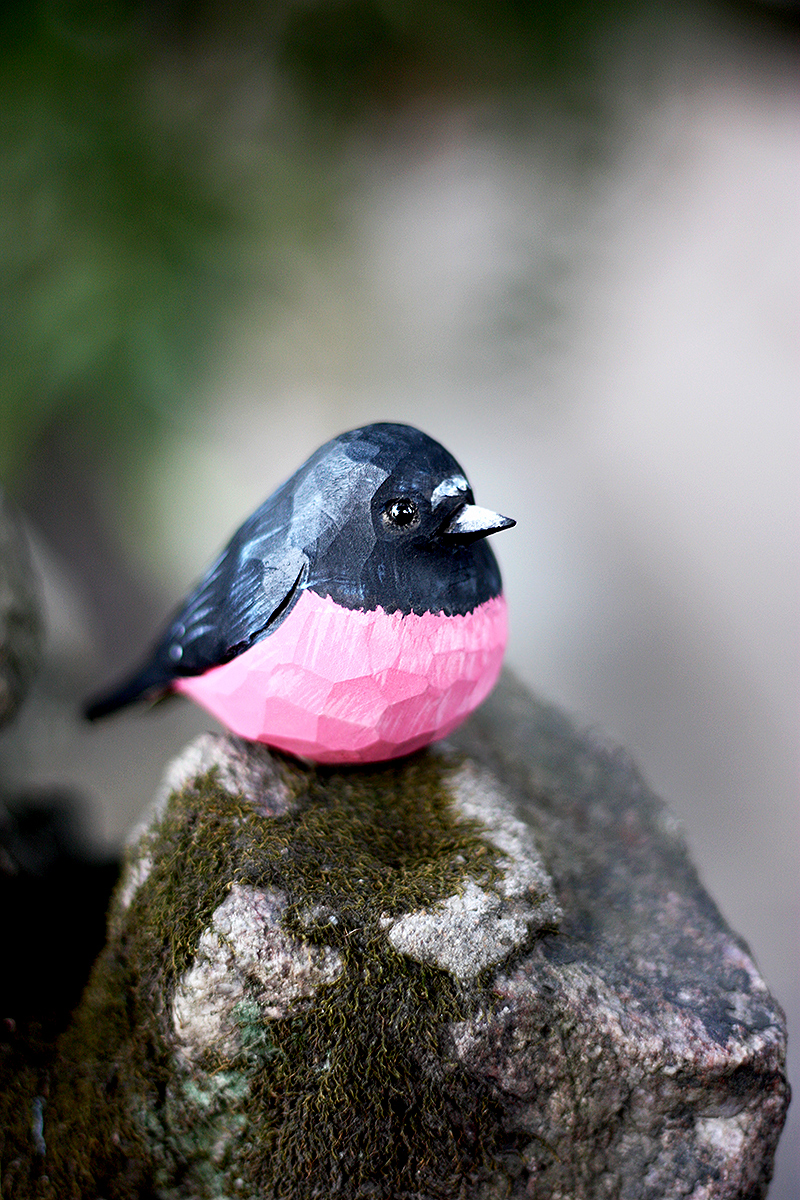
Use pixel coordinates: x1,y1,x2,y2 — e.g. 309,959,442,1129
431,474,469,508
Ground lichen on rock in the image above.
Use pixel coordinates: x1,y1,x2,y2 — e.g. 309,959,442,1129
171,883,344,1061
382,760,561,979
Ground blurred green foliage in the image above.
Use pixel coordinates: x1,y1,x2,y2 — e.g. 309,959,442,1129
280,0,634,113
1,3,268,480
0,0,640,484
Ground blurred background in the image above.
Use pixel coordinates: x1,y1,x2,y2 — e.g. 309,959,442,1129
0,0,796,1194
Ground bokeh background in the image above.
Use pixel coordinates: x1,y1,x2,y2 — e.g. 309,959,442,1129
1,1,797,1194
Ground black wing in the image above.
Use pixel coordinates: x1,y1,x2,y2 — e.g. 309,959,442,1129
84,494,309,720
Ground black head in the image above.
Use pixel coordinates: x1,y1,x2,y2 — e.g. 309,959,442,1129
297,423,514,616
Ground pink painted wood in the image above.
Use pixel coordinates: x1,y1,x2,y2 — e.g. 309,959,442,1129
174,590,508,763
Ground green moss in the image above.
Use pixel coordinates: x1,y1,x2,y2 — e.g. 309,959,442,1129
6,748,516,1198
277,753,502,933
251,945,503,1199
244,756,508,1198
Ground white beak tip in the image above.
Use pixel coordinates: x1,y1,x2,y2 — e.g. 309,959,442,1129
442,504,516,540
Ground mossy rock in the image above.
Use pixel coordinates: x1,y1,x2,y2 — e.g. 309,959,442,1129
0,488,42,726
1,674,789,1199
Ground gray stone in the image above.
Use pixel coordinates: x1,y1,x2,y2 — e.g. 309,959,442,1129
0,489,43,726
447,674,790,1199
171,883,343,1064
381,760,561,978
22,673,788,1199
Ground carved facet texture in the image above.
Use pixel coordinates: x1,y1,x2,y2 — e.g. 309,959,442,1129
175,591,508,762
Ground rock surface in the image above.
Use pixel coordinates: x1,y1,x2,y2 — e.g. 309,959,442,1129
0,489,43,727
3,673,788,1199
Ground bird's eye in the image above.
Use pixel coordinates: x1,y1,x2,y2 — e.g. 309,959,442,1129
382,497,420,531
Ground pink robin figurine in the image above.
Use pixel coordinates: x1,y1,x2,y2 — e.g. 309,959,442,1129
85,423,514,763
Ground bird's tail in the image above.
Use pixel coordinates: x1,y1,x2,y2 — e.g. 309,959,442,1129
83,661,174,721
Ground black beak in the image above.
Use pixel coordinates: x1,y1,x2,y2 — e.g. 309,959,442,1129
440,503,516,544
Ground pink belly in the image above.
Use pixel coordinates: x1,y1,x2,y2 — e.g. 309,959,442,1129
174,590,508,763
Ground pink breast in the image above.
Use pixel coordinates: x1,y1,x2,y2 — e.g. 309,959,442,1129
174,590,508,763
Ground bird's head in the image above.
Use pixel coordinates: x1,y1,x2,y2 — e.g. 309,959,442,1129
301,423,515,616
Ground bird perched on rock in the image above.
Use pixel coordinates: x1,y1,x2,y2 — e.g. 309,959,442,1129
85,422,514,763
